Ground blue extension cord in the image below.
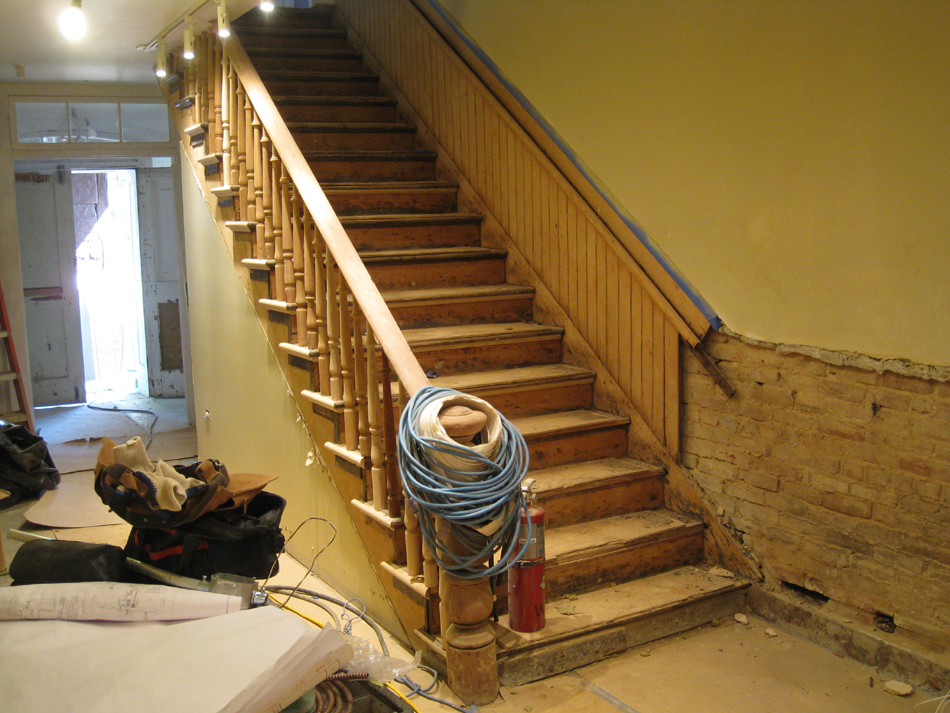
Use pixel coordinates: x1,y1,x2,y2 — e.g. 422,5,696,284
397,386,532,580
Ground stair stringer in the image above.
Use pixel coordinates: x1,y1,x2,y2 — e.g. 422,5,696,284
332,15,760,582
170,111,429,646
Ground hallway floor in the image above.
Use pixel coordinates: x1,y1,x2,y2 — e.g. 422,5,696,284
0,402,939,712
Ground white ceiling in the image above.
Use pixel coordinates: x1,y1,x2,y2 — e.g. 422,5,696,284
0,0,257,85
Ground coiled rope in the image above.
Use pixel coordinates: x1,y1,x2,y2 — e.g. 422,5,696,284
398,385,532,579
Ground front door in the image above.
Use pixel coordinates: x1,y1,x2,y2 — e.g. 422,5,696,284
15,171,85,406
137,167,185,397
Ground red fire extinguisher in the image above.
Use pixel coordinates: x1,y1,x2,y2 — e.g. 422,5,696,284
508,479,545,632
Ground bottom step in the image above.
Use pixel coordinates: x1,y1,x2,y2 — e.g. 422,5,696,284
415,564,749,687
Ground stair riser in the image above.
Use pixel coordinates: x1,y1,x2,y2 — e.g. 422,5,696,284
308,158,436,182
546,531,704,599
292,131,417,152
239,34,350,51
275,103,399,123
463,382,594,419
329,190,457,216
388,297,534,329
496,589,748,687
248,55,364,73
347,222,480,251
413,339,563,377
235,11,335,31
365,258,506,290
526,426,628,469
262,79,379,96
540,476,665,528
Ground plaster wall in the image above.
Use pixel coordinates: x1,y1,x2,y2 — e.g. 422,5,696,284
436,0,950,367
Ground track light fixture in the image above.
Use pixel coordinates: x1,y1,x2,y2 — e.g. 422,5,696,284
155,38,168,78
260,1,275,11
183,15,195,60
59,0,86,41
217,0,231,38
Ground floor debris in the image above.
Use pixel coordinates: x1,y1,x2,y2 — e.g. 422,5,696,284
883,681,913,697
734,613,749,625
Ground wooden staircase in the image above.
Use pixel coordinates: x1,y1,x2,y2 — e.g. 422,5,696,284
179,5,750,689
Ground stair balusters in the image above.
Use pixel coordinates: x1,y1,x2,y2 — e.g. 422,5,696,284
260,134,275,262
339,279,358,452
228,64,240,189
220,54,232,181
235,82,248,219
365,325,386,512
252,115,265,257
173,24,440,660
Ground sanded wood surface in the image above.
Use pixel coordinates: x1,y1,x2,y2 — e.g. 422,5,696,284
336,0,686,450
223,34,429,394
495,564,749,651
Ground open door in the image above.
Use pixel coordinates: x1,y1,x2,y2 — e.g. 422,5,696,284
137,167,186,397
15,171,85,406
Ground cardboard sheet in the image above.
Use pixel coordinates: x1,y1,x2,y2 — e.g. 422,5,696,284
24,474,126,528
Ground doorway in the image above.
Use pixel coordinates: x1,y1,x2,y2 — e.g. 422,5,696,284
14,160,191,418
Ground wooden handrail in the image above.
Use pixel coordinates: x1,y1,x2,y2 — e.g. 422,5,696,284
221,35,430,396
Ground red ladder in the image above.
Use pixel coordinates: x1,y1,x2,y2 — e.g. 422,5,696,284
0,279,33,433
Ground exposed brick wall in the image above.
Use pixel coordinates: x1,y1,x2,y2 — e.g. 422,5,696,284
682,332,950,646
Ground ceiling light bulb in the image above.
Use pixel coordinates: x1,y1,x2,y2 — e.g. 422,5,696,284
183,16,195,60
217,0,231,38
155,38,168,78
260,1,275,11
59,0,86,41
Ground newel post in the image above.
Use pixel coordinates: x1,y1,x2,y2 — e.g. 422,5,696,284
441,570,497,705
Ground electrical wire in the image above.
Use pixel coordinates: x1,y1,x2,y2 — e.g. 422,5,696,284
398,386,531,579
263,586,390,657
86,401,159,448
261,516,338,608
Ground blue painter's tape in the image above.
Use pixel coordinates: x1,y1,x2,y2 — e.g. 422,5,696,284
419,0,720,330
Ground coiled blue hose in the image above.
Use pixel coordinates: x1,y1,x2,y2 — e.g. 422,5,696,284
397,386,532,579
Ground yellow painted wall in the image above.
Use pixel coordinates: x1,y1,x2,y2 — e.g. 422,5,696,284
437,0,950,367
179,150,402,636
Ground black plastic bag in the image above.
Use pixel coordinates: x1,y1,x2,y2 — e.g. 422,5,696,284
0,423,59,508
9,540,127,584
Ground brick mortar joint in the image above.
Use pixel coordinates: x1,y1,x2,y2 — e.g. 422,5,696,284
718,324,950,382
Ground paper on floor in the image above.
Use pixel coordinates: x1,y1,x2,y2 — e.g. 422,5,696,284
0,605,352,713
0,582,242,621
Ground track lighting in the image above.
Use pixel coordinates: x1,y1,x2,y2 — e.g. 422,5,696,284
260,1,275,11
155,38,168,78
59,0,86,41
183,16,195,60
217,0,231,38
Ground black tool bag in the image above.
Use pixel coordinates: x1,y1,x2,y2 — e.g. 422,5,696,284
0,423,59,508
124,491,286,580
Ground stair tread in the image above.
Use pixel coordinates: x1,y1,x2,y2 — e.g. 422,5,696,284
303,150,437,160
0,411,27,423
287,122,416,133
272,95,396,106
246,48,360,59
531,457,666,494
342,213,481,227
510,409,630,440
545,508,700,563
495,564,749,652
402,322,563,348
359,246,505,262
431,364,594,394
236,27,346,38
258,70,379,81
325,181,458,194
380,284,534,305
